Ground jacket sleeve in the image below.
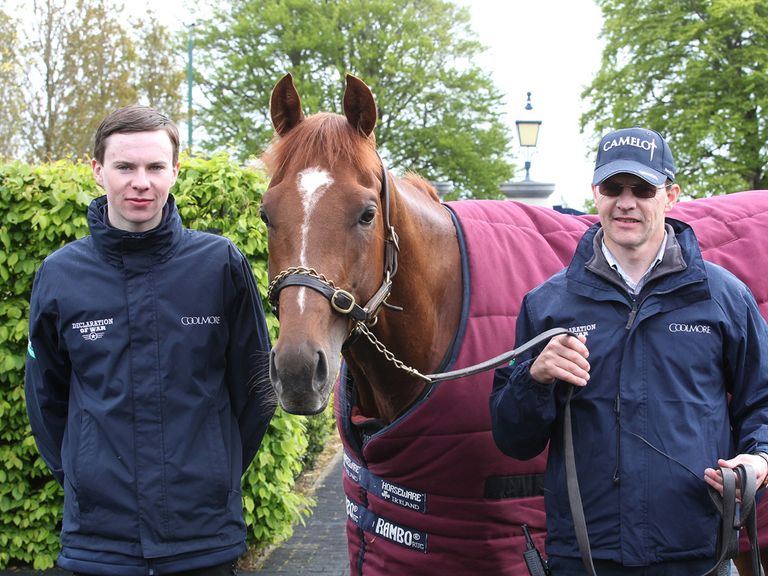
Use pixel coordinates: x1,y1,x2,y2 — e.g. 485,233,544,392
24,262,68,485
226,246,275,474
490,293,558,460
724,282,768,455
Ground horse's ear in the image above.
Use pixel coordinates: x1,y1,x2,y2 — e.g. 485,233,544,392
343,74,377,137
271,73,305,136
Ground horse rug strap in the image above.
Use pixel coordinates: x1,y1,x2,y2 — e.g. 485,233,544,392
564,385,764,576
343,451,427,513
343,451,429,554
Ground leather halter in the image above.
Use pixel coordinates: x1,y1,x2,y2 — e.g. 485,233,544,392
267,158,400,331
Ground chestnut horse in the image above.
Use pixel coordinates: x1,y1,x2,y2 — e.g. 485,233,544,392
262,75,459,420
261,74,768,575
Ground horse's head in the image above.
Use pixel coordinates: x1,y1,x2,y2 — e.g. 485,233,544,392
261,73,393,415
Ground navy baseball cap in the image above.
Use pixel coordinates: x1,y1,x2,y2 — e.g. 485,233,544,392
592,127,676,186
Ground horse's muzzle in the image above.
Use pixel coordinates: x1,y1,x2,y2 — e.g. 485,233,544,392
269,344,335,415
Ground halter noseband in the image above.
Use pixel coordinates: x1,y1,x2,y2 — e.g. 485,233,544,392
266,157,400,330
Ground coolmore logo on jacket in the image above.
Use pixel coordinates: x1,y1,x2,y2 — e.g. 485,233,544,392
180,315,221,326
72,318,114,341
668,322,711,334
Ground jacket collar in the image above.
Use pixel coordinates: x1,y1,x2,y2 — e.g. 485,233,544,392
567,217,707,295
88,194,183,266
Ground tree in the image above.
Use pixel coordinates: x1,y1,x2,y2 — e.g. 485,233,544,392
581,0,768,197
24,0,138,161
0,10,25,160
194,0,513,198
133,13,186,119
0,0,185,163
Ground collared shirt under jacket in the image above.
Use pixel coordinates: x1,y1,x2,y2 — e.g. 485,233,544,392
490,218,768,567
25,195,274,575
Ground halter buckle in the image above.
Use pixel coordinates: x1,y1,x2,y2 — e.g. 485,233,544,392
331,289,357,314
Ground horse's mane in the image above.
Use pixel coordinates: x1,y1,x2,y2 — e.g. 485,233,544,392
261,112,381,178
403,171,440,200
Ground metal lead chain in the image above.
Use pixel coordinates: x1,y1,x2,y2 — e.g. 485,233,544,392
356,322,431,382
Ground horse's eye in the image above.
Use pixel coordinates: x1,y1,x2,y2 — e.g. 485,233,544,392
259,207,270,227
359,206,376,225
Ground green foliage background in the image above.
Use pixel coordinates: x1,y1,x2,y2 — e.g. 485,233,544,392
194,0,514,199
0,154,334,568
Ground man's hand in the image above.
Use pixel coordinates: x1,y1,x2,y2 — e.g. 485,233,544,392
529,334,590,387
704,454,768,499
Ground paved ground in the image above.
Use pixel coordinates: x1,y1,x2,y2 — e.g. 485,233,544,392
251,449,348,575
0,449,349,576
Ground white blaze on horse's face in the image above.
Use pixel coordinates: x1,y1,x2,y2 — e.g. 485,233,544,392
297,167,334,312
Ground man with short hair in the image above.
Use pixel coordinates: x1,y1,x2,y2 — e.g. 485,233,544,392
25,104,274,575
491,127,768,575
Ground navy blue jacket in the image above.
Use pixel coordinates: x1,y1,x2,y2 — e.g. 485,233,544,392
25,195,274,575
491,219,768,566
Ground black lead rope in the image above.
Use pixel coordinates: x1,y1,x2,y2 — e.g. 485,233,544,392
426,327,575,383
565,385,764,576
564,385,597,575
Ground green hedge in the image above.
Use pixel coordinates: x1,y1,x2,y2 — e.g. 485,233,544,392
0,153,335,569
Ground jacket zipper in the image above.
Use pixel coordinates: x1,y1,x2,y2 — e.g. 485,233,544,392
614,295,637,484
625,296,639,330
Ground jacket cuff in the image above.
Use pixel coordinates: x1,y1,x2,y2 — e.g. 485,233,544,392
515,358,555,400
753,452,768,489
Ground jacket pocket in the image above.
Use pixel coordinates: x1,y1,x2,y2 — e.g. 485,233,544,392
65,410,139,539
73,410,96,513
166,406,232,536
61,475,82,532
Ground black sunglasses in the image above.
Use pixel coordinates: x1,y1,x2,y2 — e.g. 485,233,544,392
598,182,666,199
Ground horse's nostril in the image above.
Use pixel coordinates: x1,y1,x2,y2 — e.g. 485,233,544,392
315,350,328,389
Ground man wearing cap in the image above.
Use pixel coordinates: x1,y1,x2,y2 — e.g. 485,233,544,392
490,127,768,574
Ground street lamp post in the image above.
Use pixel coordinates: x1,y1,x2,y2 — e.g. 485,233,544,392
500,92,555,205
186,23,196,153
514,92,542,181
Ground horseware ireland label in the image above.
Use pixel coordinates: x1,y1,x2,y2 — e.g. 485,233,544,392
343,451,427,513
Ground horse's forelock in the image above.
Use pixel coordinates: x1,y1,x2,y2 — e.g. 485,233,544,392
262,112,380,179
